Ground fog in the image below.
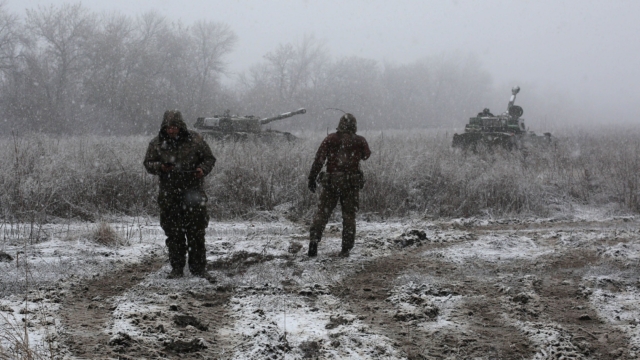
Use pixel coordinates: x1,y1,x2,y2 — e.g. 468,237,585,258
3,0,639,134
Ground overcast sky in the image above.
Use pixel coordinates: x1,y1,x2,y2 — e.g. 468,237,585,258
7,0,640,121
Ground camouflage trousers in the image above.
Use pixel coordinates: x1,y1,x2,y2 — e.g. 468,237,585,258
159,192,210,274
310,172,361,252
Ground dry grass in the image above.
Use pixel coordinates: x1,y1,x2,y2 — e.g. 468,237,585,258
90,222,126,247
0,260,61,360
0,313,49,360
0,127,638,223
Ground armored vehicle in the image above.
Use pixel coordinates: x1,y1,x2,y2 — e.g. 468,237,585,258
194,108,307,141
452,87,551,151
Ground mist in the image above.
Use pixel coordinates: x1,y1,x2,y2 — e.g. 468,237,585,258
1,0,638,135
2,3,640,358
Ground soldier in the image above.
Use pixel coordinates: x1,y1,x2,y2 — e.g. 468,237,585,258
144,110,216,280
307,113,371,257
478,108,494,117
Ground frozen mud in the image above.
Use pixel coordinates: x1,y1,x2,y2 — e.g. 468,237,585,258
0,212,639,359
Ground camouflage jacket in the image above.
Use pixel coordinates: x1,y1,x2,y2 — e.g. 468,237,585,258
144,117,216,194
309,132,371,181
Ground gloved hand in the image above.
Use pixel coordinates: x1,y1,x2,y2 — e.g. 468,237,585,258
161,163,175,172
308,178,317,193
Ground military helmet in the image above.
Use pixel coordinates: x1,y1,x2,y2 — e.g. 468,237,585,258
337,113,357,133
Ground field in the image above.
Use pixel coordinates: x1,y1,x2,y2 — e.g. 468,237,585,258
1,128,640,359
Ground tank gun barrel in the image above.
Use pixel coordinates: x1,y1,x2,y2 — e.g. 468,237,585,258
259,108,306,125
508,86,520,110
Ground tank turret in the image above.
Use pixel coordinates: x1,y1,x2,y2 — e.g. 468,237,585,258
452,87,550,151
194,108,306,141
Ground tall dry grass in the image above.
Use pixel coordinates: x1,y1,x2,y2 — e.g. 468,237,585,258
0,128,638,224
0,306,60,360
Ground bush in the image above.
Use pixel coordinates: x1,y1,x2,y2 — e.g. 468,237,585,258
90,222,126,247
0,127,638,222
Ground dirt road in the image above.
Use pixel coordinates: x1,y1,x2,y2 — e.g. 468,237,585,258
49,217,640,359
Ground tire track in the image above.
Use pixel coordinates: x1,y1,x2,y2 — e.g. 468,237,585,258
333,226,634,359
60,256,165,358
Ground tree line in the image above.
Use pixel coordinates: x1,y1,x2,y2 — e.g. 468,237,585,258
0,3,538,135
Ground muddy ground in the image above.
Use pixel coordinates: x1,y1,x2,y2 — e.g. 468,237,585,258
1,214,640,359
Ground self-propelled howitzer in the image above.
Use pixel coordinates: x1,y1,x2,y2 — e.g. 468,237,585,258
194,108,307,141
452,87,551,151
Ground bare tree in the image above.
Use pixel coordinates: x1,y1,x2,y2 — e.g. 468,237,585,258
318,56,383,129
239,34,327,119
264,35,328,103
188,20,237,114
125,11,172,131
84,12,135,132
263,42,296,101
0,3,18,75
21,3,95,132
0,5,512,135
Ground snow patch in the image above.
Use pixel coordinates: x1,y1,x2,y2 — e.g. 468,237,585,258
428,234,553,263
590,287,640,353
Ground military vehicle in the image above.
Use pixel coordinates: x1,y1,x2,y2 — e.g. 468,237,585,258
452,87,551,151
194,108,307,141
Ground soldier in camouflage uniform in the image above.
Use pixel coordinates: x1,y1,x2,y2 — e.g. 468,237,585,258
307,113,371,257
144,110,217,279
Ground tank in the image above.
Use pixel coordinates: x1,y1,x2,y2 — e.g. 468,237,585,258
194,108,307,141
452,87,551,151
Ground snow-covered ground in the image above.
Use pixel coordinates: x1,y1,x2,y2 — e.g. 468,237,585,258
1,212,639,359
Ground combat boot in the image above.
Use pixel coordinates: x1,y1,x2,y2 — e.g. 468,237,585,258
339,248,350,257
308,241,318,257
167,268,184,279
192,270,217,283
